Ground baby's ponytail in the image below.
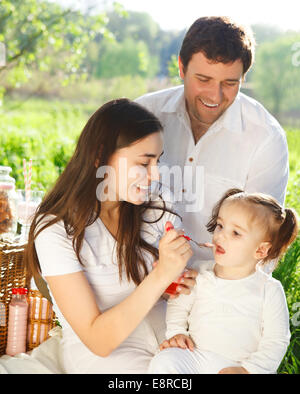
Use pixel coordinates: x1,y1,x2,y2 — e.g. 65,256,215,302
267,208,299,261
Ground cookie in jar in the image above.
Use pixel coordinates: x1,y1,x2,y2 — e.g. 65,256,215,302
0,166,18,239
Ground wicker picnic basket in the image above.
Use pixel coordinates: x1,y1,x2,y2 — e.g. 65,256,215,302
27,289,56,351
0,241,56,356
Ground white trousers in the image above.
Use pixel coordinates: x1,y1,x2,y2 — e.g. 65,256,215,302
61,299,167,374
147,347,240,374
63,338,155,374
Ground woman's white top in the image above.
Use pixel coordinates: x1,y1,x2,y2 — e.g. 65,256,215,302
166,261,291,374
34,195,181,353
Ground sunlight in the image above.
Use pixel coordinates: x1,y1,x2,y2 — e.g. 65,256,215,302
118,0,300,32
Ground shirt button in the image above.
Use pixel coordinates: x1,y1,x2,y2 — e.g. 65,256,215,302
182,188,186,193
189,157,194,162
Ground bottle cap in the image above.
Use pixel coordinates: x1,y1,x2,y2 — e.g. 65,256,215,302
12,288,28,295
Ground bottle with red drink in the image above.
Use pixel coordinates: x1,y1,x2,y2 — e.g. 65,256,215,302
6,288,28,356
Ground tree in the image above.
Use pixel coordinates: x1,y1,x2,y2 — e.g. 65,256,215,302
157,29,185,76
100,10,184,77
168,54,181,86
252,33,300,117
0,0,111,101
95,38,158,78
105,10,160,55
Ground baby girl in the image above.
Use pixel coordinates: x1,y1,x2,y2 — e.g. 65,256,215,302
148,188,298,374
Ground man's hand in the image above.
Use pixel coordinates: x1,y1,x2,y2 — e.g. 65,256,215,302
218,366,249,374
159,334,195,352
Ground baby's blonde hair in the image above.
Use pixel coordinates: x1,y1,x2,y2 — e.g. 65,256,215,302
206,188,299,265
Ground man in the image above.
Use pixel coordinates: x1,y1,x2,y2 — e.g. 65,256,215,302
135,16,289,263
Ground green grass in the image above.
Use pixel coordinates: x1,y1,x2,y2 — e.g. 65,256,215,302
0,98,299,373
274,128,300,374
0,98,90,190
286,128,300,177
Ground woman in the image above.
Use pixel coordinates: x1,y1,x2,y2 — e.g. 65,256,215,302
25,99,197,373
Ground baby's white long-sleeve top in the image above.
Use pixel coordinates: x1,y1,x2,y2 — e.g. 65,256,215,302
166,261,291,374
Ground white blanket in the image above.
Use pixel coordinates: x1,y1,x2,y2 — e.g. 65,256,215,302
0,327,65,374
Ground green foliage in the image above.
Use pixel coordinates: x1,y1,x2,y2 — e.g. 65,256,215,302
0,99,87,190
286,129,300,179
106,10,159,54
0,0,110,100
89,9,184,78
61,76,148,105
0,3,184,90
273,132,300,373
167,54,181,85
273,231,300,374
95,38,158,79
252,34,300,116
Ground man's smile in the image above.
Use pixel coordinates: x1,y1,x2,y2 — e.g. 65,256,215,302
199,97,220,109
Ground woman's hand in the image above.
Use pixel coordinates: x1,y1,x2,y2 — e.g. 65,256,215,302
155,223,193,284
152,261,198,299
159,334,195,352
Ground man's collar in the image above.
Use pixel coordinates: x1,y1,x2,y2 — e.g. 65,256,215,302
161,85,244,134
211,93,243,134
161,85,185,114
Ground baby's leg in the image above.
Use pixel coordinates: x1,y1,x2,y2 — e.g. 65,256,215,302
192,349,240,374
148,347,240,374
148,347,201,374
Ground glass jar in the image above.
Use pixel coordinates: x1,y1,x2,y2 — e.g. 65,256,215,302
0,166,18,240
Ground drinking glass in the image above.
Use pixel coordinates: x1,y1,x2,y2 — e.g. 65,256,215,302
16,190,44,242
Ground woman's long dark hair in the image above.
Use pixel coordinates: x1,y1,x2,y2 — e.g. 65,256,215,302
25,99,180,286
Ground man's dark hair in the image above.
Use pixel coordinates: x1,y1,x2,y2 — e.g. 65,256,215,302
179,16,255,75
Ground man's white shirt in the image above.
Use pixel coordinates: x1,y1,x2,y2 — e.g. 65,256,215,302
136,85,289,264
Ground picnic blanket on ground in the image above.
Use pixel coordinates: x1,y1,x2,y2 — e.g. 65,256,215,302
0,327,65,374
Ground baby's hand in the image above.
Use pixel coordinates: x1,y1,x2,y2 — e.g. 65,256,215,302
218,366,249,374
159,334,195,352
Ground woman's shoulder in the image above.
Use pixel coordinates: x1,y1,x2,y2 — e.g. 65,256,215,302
34,214,83,276
35,214,67,239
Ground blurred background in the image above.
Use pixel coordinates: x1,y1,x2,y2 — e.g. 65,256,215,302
1,0,300,190
0,0,299,200
0,0,299,374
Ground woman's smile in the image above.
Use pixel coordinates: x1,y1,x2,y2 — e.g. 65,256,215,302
132,183,151,196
